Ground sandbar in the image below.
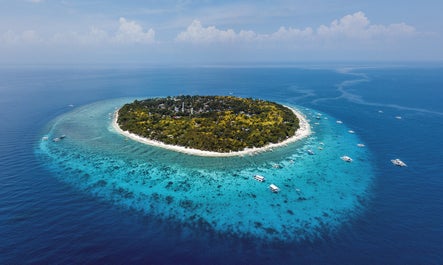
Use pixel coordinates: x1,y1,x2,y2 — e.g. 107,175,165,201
111,105,311,157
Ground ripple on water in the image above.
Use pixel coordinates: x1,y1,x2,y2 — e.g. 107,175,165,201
35,98,375,242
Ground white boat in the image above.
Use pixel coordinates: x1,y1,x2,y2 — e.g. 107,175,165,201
307,149,315,155
42,136,49,141
391,158,407,167
395,116,402,120
341,155,353,162
253,175,265,182
336,120,343,124
348,130,355,134
52,135,66,142
357,143,365,147
269,184,280,193
272,164,281,169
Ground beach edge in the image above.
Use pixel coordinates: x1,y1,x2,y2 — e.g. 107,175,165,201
111,104,311,157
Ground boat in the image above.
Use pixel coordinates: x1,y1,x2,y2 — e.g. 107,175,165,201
341,155,353,162
357,143,365,147
391,158,407,167
272,164,281,169
336,120,343,124
52,135,66,142
253,175,265,182
395,116,402,120
307,149,315,155
348,130,355,134
42,136,49,141
269,184,280,193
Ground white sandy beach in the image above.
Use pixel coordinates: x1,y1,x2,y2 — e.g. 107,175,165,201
112,105,311,157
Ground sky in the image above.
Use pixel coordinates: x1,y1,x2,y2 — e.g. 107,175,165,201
1,0,442,65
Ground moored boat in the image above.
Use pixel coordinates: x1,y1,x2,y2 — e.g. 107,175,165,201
269,184,280,193
52,135,66,142
253,175,265,182
272,164,281,169
391,158,407,167
341,155,353,162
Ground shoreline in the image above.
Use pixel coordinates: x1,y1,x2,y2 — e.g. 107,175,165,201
111,105,311,157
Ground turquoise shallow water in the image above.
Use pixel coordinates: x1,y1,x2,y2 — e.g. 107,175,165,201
36,98,374,242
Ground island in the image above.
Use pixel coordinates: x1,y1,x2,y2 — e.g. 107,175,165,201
113,95,311,156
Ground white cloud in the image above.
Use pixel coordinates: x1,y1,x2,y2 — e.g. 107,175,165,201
3,17,156,46
21,30,42,43
1,30,42,44
50,27,109,45
113,17,155,44
317,11,415,39
1,30,19,44
0,12,417,52
269,26,314,41
176,20,237,43
176,12,416,44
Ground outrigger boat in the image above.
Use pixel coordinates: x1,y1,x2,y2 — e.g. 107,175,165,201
52,134,66,142
391,158,407,167
341,155,353,162
269,184,280,193
253,175,265,182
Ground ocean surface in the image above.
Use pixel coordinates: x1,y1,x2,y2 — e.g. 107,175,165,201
0,64,442,264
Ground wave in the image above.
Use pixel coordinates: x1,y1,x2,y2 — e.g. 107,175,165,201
312,70,443,117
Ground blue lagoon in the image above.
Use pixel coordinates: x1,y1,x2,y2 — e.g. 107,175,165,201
36,97,374,242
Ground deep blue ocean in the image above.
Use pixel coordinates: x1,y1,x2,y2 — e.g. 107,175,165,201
0,64,442,264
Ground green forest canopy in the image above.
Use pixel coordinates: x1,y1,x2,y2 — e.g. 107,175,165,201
117,95,299,153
